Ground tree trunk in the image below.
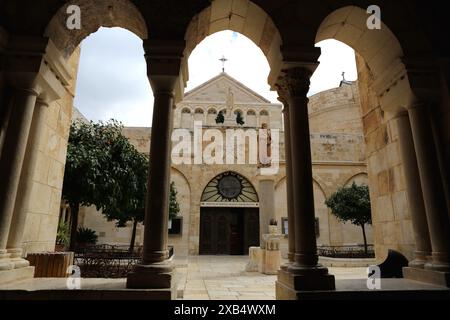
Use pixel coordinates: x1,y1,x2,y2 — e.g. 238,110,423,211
129,219,138,253
361,223,368,255
69,203,79,251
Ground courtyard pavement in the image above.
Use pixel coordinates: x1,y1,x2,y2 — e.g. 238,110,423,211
175,255,368,300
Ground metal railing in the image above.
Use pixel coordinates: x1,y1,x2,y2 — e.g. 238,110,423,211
74,244,174,278
318,245,375,258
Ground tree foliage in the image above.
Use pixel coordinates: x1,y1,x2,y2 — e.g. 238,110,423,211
325,182,372,227
325,182,372,254
169,181,180,220
215,111,225,124
62,120,149,249
236,111,245,126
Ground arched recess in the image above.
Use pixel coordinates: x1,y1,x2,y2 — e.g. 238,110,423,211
315,5,414,112
45,0,148,59
184,0,283,88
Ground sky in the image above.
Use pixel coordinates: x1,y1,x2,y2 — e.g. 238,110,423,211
74,27,357,127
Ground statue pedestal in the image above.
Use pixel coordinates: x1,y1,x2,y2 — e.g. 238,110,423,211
245,232,283,275
262,233,283,275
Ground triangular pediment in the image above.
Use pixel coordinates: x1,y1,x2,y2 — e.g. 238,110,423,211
184,73,271,104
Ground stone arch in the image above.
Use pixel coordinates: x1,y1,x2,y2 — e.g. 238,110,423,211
344,172,369,187
45,0,148,59
181,107,192,114
184,0,284,88
315,5,416,112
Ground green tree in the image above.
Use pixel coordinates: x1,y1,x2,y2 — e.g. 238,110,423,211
63,120,146,251
169,181,180,221
215,111,225,124
100,142,149,252
236,111,245,126
325,182,372,254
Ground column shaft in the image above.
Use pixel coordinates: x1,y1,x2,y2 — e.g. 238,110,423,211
142,91,174,264
0,88,38,270
282,106,295,263
7,100,48,267
288,95,318,267
395,112,431,267
408,103,450,271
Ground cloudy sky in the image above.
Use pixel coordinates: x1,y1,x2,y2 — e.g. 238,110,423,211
74,27,357,127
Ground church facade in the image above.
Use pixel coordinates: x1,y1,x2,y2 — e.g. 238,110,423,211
76,72,372,257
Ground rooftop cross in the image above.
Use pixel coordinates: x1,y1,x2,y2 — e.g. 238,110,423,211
219,55,228,73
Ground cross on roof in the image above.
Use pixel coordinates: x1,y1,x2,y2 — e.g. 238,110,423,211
219,55,228,73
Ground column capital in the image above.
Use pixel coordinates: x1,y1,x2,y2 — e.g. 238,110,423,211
276,67,312,100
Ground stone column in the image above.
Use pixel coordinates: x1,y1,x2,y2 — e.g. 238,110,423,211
394,111,431,268
258,176,276,249
408,103,450,272
277,93,295,264
275,67,335,297
127,41,184,296
0,88,38,271
7,99,48,268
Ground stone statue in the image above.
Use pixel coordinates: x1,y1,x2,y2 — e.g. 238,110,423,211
258,123,272,168
226,87,234,116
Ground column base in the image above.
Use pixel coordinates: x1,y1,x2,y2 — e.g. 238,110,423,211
0,251,13,271
7,248,30,269
276,266,335,299
403,266,450,287
126,260,177,299
0,266,34,284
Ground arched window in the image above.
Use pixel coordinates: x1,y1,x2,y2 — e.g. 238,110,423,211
247,109,257,127
181,107,193,128
201,172,259,203
260,110,269,116
194,108,205,123
207,108,218,125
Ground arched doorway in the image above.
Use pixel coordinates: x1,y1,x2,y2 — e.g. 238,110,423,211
199,171,259,255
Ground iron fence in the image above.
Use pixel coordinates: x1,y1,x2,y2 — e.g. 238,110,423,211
74,244,173,278
318,245,375,258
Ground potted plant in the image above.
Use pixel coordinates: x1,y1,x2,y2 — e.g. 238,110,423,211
55,220,70,252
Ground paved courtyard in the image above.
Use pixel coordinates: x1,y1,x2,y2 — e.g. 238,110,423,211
175,256,368,300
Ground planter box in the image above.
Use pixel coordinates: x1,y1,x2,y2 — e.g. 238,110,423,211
26,252,74,278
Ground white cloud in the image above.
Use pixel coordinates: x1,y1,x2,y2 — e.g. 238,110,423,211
75,29,357,127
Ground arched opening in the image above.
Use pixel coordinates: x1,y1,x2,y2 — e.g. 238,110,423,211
314,5,413,261
199,171,259,255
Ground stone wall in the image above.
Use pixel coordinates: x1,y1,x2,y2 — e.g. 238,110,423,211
20,47,81,255
356,53,415,262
